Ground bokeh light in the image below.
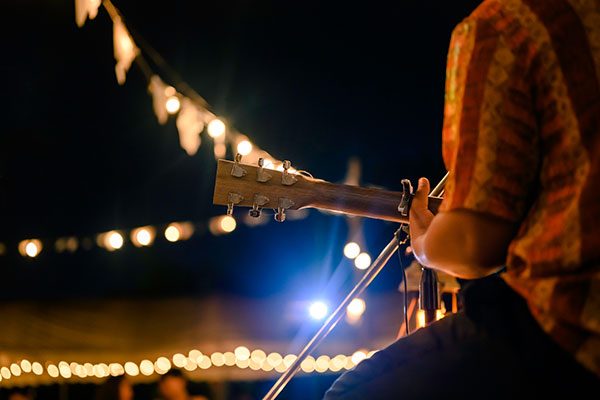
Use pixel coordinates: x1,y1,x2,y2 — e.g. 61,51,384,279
237,140,253,156
165,96,181,114
131,226,155,247
354,252,371,270
18,239,42,258
207,118,226,138
351,350,367,365
139,360,154,376
346,298,366,320
343,242,361,259
124,362,139,376
309,301,329,320
209,215,237,235
164,222,194,242
172,353,187,368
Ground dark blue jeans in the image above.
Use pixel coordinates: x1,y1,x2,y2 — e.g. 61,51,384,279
324,275,599,399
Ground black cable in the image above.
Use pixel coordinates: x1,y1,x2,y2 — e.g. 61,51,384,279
395,227,410,336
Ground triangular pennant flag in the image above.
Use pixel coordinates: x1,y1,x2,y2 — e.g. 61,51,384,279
113,17,139,85
176,98,204,156
75,0,101,27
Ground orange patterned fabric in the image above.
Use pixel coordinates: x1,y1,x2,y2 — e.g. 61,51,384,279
440,0,600,375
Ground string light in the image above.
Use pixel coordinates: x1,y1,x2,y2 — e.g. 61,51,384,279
354,252,371,270
165,96,181,114
183,358,197,371
131,226,155,247
139,360,154,376
164,222,194,242
124,362,139,376
283,354,297,368
154,357,171,374
237,140,253,156
0,347,378,384
234,346,250,361
197,356,211,370
18,239,42,258
47,364,59,378
315,356,329,373
346,298,366,321
59,362,72,378
164,225,180,242
9,364,21,377
207,118,226,138
343,242,361,259
84,363,94,376
210,352,225,367
266,352,282,367
250,349,266,365
172,353,187,368
300,356,315,373
20,360,31,373
209,215,237,235
95,231,122,251
223,352,236,367
32,362,43,376
188,349,202,362
351,350,367,365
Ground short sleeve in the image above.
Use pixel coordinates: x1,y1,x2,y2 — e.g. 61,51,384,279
440,17,539,223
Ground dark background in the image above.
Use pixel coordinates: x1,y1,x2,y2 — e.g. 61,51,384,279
0,0,482,301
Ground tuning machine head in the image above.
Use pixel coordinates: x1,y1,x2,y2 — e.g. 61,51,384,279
231,153,247,178
274,209,286,222
274,197,294,223
227,192,244,215
281,160,298,186
248,194,269,218
257,158,272,183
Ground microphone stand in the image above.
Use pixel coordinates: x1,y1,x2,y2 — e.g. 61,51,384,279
261,173,448,400
418,174,447,326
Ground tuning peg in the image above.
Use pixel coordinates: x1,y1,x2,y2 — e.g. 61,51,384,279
249,194,269,218
281,160,298,186
274,209,286,222
257,158,272,183
231,153,247,178
227,192,244,215
274,197,294,223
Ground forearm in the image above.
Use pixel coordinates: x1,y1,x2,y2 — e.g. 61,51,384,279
411,210,511,279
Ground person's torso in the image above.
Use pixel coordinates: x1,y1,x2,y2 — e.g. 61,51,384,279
469,0,600,376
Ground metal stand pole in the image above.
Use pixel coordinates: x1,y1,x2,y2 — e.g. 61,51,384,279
262,234,401,400
418,172,447,326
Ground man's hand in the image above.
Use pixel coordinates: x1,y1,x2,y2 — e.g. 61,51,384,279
408,178,434,256
407,177,513,278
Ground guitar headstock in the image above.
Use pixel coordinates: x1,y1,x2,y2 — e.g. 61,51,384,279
213,155,319,222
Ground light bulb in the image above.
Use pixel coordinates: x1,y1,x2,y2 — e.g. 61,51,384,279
165,96,181,114
207,118,226,138
343,242,360,259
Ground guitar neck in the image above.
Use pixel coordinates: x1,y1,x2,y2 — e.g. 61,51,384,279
212,159,442,223
309,179,442,223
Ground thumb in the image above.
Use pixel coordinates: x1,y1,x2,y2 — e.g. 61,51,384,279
412,177,430,210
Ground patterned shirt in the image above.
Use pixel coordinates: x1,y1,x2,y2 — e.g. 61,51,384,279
439,0,600,375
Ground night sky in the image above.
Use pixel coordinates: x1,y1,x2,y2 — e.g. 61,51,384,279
0,1,482,301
